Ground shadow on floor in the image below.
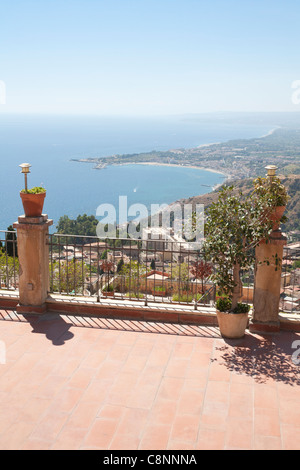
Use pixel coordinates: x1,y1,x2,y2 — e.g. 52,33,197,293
23,313,75,346
0,308,221,339
214,332,300,385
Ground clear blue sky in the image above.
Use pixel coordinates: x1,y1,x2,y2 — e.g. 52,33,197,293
0,0,300,115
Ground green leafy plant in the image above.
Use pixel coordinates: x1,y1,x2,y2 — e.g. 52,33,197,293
20,186,46,194
215,296,232,312
102,283,114,292
0,251,19,288
154,286,165,292
216,296,251,314
120,261,149,297
233,302,251,314
125,292,144,299
170,262,191,292
172,293,194,303
50,260,85,295
253,176,290,207
172,293,202,303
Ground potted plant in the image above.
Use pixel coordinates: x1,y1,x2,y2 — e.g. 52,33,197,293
215,296,250,339
204,184,276,339
102,282,115,297
253,175,290,230
20,186,46,217
152,285,166,297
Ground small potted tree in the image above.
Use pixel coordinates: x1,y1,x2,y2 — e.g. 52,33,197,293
204,183,277,339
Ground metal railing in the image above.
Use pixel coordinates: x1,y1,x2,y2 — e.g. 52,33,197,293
48,233,217,309
0,226,297,314
280,248,300,313
0,230,19,291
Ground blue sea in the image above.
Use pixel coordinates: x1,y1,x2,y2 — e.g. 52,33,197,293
0,113,284,232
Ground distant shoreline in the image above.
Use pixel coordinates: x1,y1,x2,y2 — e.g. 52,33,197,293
131,161,230,179
74,158,231,184
71,124,281,191
99,160,231,191
259,126,281,138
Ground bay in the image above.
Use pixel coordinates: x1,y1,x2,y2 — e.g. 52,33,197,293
0,113,275,231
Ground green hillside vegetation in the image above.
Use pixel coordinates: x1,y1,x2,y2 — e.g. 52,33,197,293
176,174,300,235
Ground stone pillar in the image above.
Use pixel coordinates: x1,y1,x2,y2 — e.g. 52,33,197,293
13,214,53,314
250,228,287,333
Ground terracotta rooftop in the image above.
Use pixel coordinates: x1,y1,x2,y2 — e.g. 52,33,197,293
0,308,300,450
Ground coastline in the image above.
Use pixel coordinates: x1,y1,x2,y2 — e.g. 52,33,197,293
72,124,280,192
259,126,281,138
131,125,280,182
88,159,231,183
131,161,230,179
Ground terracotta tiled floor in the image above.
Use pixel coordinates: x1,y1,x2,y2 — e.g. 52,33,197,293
0,309,300,450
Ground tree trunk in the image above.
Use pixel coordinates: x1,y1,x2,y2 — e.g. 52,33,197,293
231,262,242,310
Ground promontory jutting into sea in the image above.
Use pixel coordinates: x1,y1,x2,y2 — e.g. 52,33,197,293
0,112,298,230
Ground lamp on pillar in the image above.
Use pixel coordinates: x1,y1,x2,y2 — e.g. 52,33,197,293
265,164,278,178
19,163,31,192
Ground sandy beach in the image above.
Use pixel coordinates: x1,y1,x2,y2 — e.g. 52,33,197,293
259,126,281,138
132,161,230,179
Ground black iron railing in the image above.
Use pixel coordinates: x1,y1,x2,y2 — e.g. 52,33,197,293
0,230,18,291
48,233,217,308
280,247,300,313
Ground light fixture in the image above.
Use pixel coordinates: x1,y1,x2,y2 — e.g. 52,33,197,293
19,163,31,191
265,165,278,177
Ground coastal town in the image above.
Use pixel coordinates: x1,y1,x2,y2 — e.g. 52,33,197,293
72,127,300,182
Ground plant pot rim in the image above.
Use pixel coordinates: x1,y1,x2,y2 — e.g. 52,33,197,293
20,190,46,195
216,309,249,315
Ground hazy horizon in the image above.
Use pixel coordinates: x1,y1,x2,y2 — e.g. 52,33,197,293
0,0,300,116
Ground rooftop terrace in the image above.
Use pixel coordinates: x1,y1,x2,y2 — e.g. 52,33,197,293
0,308,299,450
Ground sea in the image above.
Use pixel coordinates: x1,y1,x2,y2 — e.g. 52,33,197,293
0,112,286,233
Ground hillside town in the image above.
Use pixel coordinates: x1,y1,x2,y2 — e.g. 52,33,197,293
73,127,300,181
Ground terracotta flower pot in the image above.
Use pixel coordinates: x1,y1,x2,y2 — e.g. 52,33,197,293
269,205,286,230
152,289,166,296
20,191,46,217
216,310,249,339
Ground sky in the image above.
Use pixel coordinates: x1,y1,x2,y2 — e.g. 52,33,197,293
0,0,300,115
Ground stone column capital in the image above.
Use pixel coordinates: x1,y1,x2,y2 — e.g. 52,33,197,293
13,214,53,228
